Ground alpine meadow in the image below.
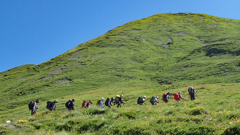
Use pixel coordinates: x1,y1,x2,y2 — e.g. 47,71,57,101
1,13,240,134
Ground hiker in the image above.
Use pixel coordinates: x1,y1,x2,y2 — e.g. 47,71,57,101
65,99,75,110
188,86,197,100
174,92,184,102
46,100,58,111
150,96,159,105
29,99,40,115
105,97,115,108
115,94,124,108
162,92,170,103
97,97,105,108
82,100,93,108
137,96,146,105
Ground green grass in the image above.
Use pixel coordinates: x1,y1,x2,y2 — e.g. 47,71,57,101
1,13,240,134
2,84,240,134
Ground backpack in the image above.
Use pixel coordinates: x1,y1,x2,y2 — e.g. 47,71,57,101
162,94,166,101
174,93,179,100
46,101,54,109
82,100,88,108
150,96,156,103
188,87,194,93
65,101,72,108
28,101,34,110
137,97,143,104
105,98,110,106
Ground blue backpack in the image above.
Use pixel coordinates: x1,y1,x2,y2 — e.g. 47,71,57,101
137,97,143,104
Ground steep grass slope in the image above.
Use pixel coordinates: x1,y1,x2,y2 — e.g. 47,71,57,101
1,13,240,122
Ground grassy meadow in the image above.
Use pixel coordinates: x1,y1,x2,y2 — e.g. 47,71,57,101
1,13,240,134
1,84,240,135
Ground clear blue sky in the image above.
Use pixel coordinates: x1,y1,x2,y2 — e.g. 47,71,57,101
0,0,240,72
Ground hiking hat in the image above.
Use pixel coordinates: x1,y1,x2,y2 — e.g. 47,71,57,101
112,97,115,99
36,99,40,102
72,99,75,101
121,94,124,97
116,95,120,97
54,100,58,103
89,100,93,104
101,97,104,101
143,96,146,98
178,92,182,94
156,96,159,99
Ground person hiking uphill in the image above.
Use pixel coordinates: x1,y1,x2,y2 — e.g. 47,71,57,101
174,92,184,102
82,100,93,108
150,96,159,105
188,86,197,101
65,99,75,111
162,92,170,103
29,99,40,115
97,97,105,108
105,97,115,108
115,94,125,108
137,96,146,105
46,100,58,111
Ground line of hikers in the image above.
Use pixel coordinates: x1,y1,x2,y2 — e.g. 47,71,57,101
28,87,197,115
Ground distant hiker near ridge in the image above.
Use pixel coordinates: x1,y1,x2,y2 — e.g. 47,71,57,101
46,100,58,111
188,86,197,101
97,97,105,107
29,99,40,115
65,99,75,111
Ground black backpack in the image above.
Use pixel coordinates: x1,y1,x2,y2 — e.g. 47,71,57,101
105,98,110,106
137,97,143,104
65,101,72,108
46,101,54,109
28,101,34,110
188,87,194,93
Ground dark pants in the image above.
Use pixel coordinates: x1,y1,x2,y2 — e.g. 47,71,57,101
31,109,36,115
49,107,56,111
190,93,195,100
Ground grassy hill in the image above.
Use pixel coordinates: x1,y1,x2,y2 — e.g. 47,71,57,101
1,13,240,134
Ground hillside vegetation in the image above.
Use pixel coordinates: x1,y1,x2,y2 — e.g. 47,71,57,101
1,13,240,134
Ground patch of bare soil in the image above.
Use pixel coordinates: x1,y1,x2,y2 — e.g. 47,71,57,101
33,74,54,83
173,32,187,35
69,51,86,61
162,44,170,48
168,38,173,42
155,40,162,44
50,65,73,75
0,124,20,130
55,79,72,84
92,54,103,58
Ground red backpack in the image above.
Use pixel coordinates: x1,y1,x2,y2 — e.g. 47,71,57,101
174,93,179,100
28,101,34,110
162,94,166,101
82,100,88,108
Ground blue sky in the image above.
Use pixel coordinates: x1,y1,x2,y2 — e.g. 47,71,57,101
0,0,240,72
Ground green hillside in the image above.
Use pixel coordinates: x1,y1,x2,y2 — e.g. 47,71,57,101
1,13,240,134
